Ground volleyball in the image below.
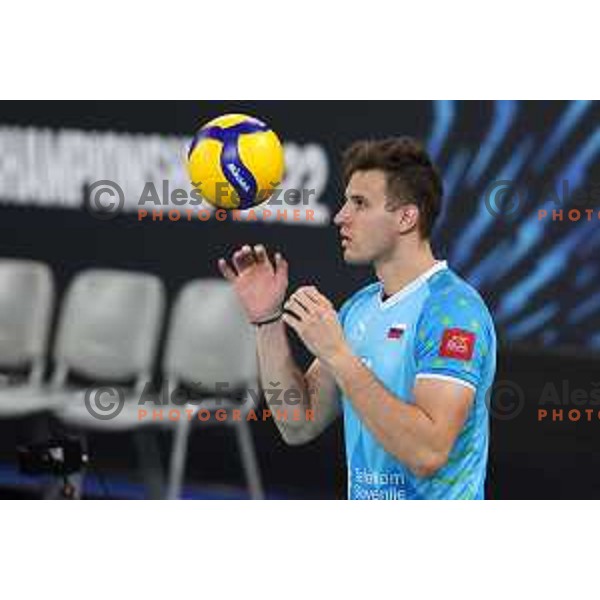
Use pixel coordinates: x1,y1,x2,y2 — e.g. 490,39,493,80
186,114,285,210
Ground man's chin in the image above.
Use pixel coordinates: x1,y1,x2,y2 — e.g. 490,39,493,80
342,249,370,265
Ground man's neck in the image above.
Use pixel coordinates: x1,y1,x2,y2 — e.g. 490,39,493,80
375,241,438,298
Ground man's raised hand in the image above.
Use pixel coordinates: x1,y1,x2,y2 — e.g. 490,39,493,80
218,245,288,323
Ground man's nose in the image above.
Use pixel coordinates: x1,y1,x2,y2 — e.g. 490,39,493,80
334,204,349,226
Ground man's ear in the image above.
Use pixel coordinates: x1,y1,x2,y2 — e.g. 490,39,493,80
397,204,420,234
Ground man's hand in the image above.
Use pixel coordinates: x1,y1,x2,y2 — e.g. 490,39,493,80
218,245,288,323
282,286,350,366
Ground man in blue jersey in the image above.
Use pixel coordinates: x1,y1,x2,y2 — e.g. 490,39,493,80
218,137,496,499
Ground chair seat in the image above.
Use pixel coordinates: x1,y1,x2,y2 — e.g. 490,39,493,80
0,386,67,417
54,389,153,432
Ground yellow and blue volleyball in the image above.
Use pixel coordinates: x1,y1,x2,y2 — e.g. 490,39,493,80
186,114,285,210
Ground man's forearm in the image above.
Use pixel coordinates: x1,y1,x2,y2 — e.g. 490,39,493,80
326,349,447,477
255,320,314,441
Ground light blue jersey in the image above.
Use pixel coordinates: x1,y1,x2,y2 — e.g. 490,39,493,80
339,261,496,500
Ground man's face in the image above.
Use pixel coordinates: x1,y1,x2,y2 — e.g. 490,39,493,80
333,170,402,265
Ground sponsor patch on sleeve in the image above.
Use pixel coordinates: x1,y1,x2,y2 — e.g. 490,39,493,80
439,328,476,361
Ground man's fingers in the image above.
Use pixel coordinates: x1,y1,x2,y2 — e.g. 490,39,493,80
295,286,329,308
254,244,268,264
225,244,279,277
275,252,288,280
232,245,255,272
285,295,310,317
313,288,334,309
253,244,276,274
275,253,289,290
218,258,237,281
282,312,301,332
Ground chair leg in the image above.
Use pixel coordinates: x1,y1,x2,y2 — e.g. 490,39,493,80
166,416,192,499
133,430,164,500
234,420,264,500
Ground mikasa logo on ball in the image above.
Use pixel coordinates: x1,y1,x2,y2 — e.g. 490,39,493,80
226,163,251,193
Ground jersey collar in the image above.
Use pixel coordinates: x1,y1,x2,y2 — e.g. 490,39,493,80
378,260,448,310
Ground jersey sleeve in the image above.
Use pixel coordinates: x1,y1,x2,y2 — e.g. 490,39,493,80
413,291,494,391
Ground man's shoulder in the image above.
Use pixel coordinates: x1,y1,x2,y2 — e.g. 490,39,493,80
423,267,495,325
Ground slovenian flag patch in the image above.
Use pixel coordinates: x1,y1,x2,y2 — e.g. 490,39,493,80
387,324,407,340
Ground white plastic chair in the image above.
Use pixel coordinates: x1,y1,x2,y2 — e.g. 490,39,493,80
0,259,55,418
47,269,166,497
51,269,166,428
163,279,263,499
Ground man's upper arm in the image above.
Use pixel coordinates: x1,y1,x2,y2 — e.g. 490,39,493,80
412,378,474,456
412,289,493,453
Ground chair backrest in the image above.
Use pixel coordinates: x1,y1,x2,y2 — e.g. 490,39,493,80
0,259,54,378
53,269,165,384
163,279,257,390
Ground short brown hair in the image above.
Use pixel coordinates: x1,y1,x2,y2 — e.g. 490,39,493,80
342,137,443,238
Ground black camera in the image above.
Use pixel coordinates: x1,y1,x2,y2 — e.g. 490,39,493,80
17,437,88,477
